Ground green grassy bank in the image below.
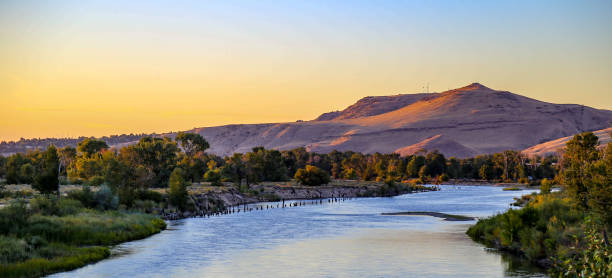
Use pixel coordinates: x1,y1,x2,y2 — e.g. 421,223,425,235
0,197,166,278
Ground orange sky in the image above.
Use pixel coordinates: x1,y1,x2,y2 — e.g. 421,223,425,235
1,0,611,141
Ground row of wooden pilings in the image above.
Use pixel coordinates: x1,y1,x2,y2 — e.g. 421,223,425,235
164,195,354,220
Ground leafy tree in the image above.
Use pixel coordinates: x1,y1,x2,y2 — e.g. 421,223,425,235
560,132,600,209
32,145,60,195
222,153,246,183
58,146,77,176
77,138,109,158
479,164,492,180
168,168,189,210
19,163,35,184
203,169,222,186
294,165,330,186
121,137,179,187
0,155,7,178
540,178,552,194
425,151,446,177
5,153,30,184
406,155,425,178
176,132,209,158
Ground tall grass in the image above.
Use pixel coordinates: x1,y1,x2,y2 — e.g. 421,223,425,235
0,198,166,278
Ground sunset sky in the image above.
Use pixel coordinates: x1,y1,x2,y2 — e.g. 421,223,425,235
1,0,611,141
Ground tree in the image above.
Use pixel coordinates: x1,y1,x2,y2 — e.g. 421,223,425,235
58,146,77,176
561,132,600,209
203,169,222,186
584,134,612,226
479,164,492,180
425,151,446,177
540,178,552,194
32,145,60,195
0,155,7,178
5,153,29,184
121,137,179,187
406,155,425,178
294,165,330,186
175,132,209,157
77,138,109,158
168,168,189,211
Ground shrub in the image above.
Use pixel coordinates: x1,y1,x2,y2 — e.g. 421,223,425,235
203,169,222,186
540,178,552,194
134,190,163,203
29,196,82,216
67,186,96,208
0,236,30,264
294,165,330,186
0,200,29,235
87,176,105,187
94,185,119,210
169,168,189,210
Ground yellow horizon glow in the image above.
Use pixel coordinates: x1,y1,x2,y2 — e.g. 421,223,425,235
1,0,611,142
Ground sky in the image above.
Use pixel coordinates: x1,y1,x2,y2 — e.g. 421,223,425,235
1,0,611,141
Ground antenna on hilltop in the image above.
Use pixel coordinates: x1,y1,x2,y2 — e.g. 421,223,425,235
427,83,429,94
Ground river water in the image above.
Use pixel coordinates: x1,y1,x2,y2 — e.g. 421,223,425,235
50,185,547,278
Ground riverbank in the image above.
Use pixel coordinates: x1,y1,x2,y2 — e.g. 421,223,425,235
0,199,166,278
156,180,434,220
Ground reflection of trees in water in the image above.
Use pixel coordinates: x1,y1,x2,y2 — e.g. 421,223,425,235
484,248,547,277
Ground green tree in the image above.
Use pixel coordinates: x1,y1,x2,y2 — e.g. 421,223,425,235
121,137,179,187
294,165,330,186
33,145,60,195
168,168,189,211
540,178,552,194
479,164,492,180
203,169,222,186
425,151,446,177
58,146,77,176
18,163,35,184
561,132,600,209
406,155,425,178
5,153,30,184
77,138,109,158
0,155,7,178
175,132,209,157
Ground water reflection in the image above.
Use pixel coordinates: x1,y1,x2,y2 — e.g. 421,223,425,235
50,186,547,278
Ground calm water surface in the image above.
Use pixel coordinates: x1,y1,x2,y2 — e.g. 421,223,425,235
50,185,547,278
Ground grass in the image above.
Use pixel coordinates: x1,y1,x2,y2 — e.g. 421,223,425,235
0,198,166,278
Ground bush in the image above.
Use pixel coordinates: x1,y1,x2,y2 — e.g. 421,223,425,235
169,168,189,210
294,165,330,186
94,185,119,210
0,236,30,264
29,197,83,216
540,178,552,194
0,200,29,235
87,176,105,187
203,169,222,186
467,193,584,267
134,190,163,203
67,186,96,208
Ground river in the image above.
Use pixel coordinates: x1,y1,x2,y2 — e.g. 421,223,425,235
50,185,547,278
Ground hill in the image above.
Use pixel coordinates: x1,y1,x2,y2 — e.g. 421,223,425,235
191,83,612,157
522,127,612,157
3,83,611,158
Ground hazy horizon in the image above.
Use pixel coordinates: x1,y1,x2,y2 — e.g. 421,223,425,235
2,0,611,141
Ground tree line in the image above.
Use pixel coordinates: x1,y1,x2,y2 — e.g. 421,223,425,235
0,132,560,203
